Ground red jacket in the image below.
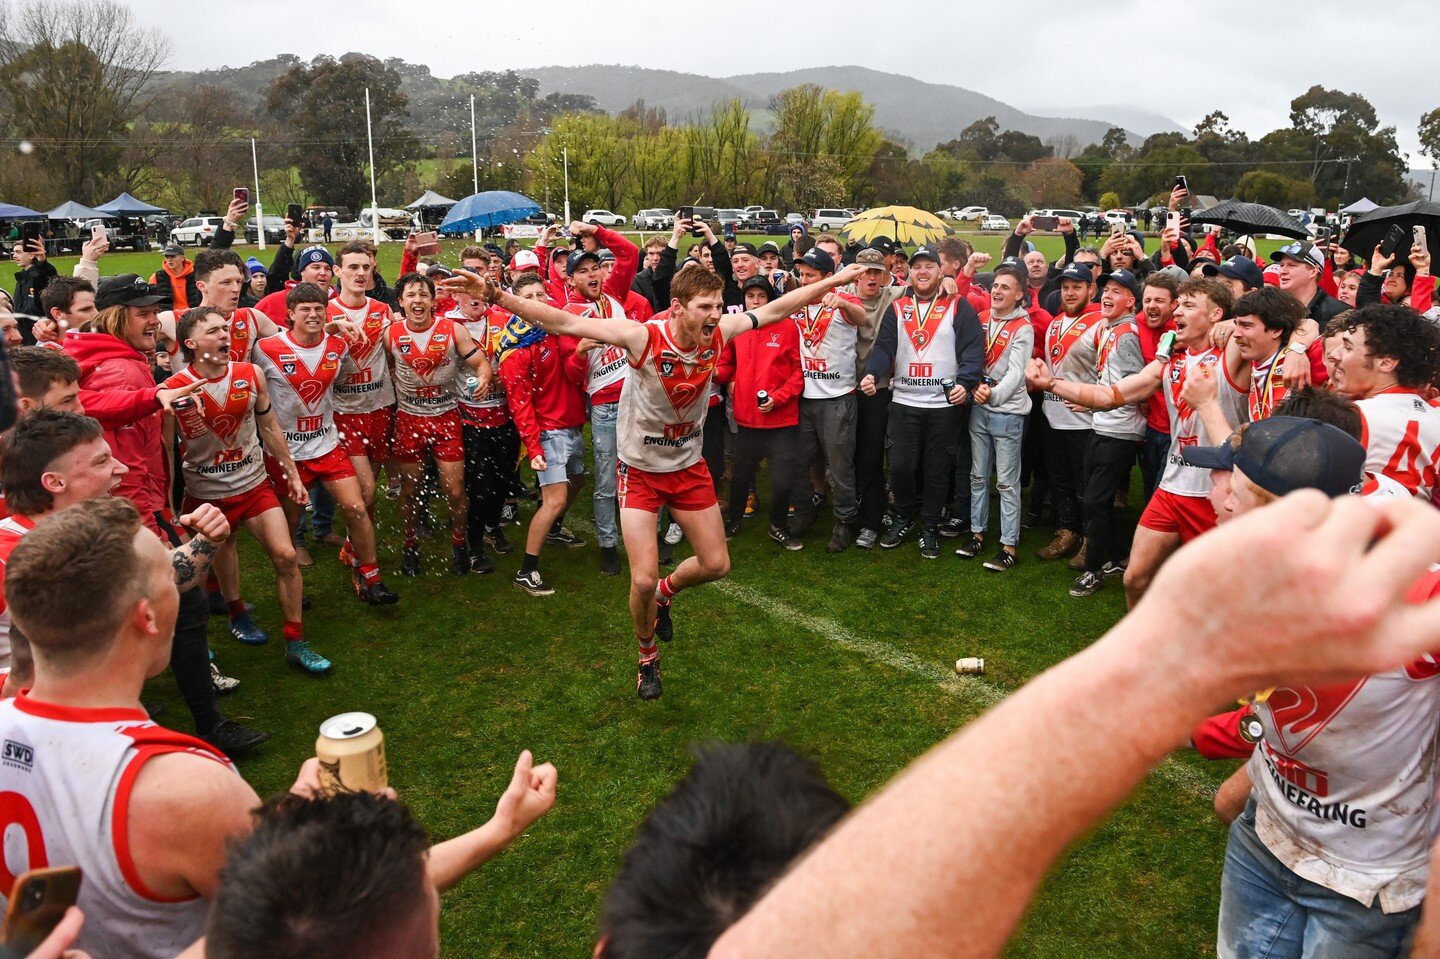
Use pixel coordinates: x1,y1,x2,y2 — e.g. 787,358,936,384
715,323,803,428
253,283,340,328
497,335,585,459
538,227,642,310
65,331,169,533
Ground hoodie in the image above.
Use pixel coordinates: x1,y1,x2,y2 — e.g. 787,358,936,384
64,331,169,532
150,258,198,312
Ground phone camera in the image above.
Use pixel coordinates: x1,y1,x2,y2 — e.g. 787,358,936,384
21,880,45,910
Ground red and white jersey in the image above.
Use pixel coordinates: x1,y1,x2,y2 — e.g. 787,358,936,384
1356,387,1440,501
386,317,462,417
891,294,961,410
225,307,267,363
163,363,266,501
1249,349,1290,422
618,319,724,473
1161,347,1247,498
328,297,395,415
447,307,511,427
795,301,858,399
253,331,349,462
1248,661,1440,911
1043,312,1104,430
565,294,631,402
0,513,36,671
0,693,235,959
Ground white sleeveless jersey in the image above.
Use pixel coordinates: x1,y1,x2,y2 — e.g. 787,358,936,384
163,363,266,501
1356,388,1440,501
0,514,36,671
1160,347,1247,497
446,308,510,415
890,295,961,410
252,332,348,461
386,317,462,416
564,295,631,398
224,306,267,363
795,301,857,399
0,694,235,959
329,297,395,415
618,320,724,473
1042,310,1103,430
1248,661,1440,911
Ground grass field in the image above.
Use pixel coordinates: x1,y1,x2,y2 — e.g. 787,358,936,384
34,230,1263,957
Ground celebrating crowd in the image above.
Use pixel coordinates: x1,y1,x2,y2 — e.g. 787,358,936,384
5,183,1440,959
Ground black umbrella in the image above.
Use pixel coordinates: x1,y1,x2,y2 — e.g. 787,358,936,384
1339,200,1440,259
1189,199,1308,240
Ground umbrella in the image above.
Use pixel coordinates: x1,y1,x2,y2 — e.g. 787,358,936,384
405,190,459,211
0,202,43,219
95,192,166,216
1340,197,1378,216
1340,200,1440,258
438,191,541,235
842,206,952,247
46,200,109,221
1189,199,1308,240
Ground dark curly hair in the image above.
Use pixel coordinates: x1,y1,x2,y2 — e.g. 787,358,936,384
1343,303,1440,389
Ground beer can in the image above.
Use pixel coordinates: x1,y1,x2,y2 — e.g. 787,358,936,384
939,377,957,392
954,657,985,675
315,712,387,795
171,395,208,440
756,389,769,406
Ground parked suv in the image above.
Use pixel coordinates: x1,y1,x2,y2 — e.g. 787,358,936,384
632,208,673,230
170,216,225,247
583,209,626,227
810,208,853,231
245,215,287,245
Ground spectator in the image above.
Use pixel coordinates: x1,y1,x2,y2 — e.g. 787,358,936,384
240,257,268,306
10,236,56,342
151,242,199,312
1135,272,1179,503
848,249,904,549
36,275,95,346
1273,240,1347,326
322,213,333,242
1003,216,1080,304
1357,240,1434,315
632,236,668,313
9,346,82,417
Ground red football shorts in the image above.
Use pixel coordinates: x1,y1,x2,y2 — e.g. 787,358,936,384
393,409,465,464
183,480,282,530
616,460,718,514
266,445,357,491
336,408,394,462
1138,488,1216,544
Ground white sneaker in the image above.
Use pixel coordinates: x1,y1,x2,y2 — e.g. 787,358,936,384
210,663,240,695
664,522,683,545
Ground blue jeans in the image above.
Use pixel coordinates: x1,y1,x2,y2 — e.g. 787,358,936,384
1217,798,1419,959
1139,426,1169,505
292,482,336,547
969,405,1025,546
590,402,619,549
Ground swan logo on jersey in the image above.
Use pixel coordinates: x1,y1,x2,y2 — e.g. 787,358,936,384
1265,680,1366,754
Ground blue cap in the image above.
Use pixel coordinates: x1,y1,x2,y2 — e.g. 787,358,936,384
909,245,941,265
566,248,601,274
1181,416,1365,498
1059,261,1095,283
1098,268,1140,298
1203,255,1265,290
245,256,265,275
296,246,334,271
798,247,835,274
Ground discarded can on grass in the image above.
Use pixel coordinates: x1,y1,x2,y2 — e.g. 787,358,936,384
954,657,985,676
316,711,387,796
172,395,208,440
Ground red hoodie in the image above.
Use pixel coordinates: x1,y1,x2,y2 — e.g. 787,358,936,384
497,335,585,460
64,331,169,533
537,226,641,310
715,322,803,428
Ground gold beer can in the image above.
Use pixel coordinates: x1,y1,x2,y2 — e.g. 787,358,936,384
316,712,387,795
954,657,985,676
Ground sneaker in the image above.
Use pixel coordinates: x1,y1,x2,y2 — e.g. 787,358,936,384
1036,529,1081,561
984,548,1018,572
355,578,400,605
663,522,683,546
500,502,519,524
744,492,759,517
955,534,984,558
939,515,966,538
285,640,333,675
548,526,587,548
854,527,878,549
1100,560,1128,579
485,526,514,554
337,540,357,568
919,527,941,559
636,658,662,700
724,520,740,540
202,719,270,757
229,614,268,646
655,600,674,642
768,524,803,551
1067,539,1089,571
514,569,554,596
1069,570,1104,596
879,517,915,549
400,546,420,576
600,546,622,576
826,521,854,554
468,548,495,575
210,663,239,695
294,545,314,568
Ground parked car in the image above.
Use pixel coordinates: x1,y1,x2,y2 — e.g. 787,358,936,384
810,208,853,231
714,208,746,232
583,209,626,227
946,206,989,221
752,210,787,234
245,215,287,245
1102,209,1134,225
522,210,559,226
170,216,226,247
632,208,673,230
979,214,1012,231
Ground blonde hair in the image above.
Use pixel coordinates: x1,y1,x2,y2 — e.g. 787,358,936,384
83,304,130,337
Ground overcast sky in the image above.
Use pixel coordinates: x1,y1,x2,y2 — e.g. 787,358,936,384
130,0,1435,162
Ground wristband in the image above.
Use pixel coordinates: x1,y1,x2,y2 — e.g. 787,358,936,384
1286,341,1307,356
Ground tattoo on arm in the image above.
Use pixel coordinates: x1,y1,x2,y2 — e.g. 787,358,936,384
171,537,217,591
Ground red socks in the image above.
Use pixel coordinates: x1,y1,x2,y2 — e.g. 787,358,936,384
656,575,677,604
282,621,303,643
638,636,658,662
226,599,248,620
358,563,380,584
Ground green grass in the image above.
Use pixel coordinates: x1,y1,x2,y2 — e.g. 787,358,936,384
61,229,1254,957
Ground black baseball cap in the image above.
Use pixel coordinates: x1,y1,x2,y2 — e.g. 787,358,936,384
566,249,601,274
869,236,897,256
732,242,759,257
96,273,166,309
1181,416,1365,497
1201,255,1265,290
798,247,835,274
741,275,777,301
1098,268,1140,298
758,241,782,256
909,245,941,265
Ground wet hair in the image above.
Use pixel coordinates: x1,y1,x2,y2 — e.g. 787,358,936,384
337,241,373,266
1342,303,1440,389
671,267,725,307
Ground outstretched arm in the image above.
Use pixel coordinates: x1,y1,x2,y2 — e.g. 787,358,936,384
438,271,649,358
720,263,869,340
1027,355,1166,410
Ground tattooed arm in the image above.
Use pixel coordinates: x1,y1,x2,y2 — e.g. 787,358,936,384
170,503,230,592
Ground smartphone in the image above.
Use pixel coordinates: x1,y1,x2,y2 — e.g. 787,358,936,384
1379,223,1408,258
1,866,82,956
1031,215,1059,231
91,223,106,242
412,231,440,256
1414,225,1428,256
1313,226,1332,245
233,187,249,205
20,221,41,244
1174,175,1189,196
1165,211,1181,234
1110,220,1126,237
287,203,303,225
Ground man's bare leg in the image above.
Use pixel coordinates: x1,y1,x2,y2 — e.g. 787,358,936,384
244,508,329,673
621,506,665,699
1123,526,1181,608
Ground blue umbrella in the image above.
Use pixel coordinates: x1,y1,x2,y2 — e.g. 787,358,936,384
438,191,541,235
0,202,43,218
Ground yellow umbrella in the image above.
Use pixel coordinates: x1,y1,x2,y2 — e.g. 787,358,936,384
841,206,953,247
